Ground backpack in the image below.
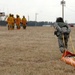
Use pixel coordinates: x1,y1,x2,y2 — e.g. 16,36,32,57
58,22,69,34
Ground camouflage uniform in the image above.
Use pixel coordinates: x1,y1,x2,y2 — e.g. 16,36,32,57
54,22,71,53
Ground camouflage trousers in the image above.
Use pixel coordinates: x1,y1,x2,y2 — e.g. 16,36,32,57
58,33,69,53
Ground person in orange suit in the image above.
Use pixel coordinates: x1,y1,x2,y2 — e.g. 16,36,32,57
15,15,21,29
11,14,15,30
21,16,27,29
7,14,13,30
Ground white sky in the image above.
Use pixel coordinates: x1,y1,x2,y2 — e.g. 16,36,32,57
0,0,75,23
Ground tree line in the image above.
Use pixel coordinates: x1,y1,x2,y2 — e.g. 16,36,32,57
0,21,54,26
27,21,53,26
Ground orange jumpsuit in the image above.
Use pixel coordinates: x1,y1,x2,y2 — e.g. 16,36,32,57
12,16,15,29
22,17,27,29
15,17,21,29
7,16,13,30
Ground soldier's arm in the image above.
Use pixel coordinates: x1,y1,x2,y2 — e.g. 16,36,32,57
66,24,71,33
53,22,62,32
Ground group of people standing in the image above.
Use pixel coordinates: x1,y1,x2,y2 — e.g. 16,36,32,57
7,14,27,30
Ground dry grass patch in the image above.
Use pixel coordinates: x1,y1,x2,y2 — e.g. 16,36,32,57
0,26,75,75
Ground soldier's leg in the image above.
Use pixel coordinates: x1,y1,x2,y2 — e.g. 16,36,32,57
64,34,69,49
58,35,65,53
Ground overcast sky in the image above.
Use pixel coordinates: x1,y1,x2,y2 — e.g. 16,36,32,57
0,0,75,23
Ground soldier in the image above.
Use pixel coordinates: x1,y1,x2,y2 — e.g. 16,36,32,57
53,17,71,53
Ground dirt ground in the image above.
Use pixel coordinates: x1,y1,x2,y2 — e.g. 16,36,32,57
0,26,75,75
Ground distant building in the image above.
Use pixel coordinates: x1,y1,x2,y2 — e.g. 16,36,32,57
43,25,51,27
0,12,5,21
0,12,7,26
